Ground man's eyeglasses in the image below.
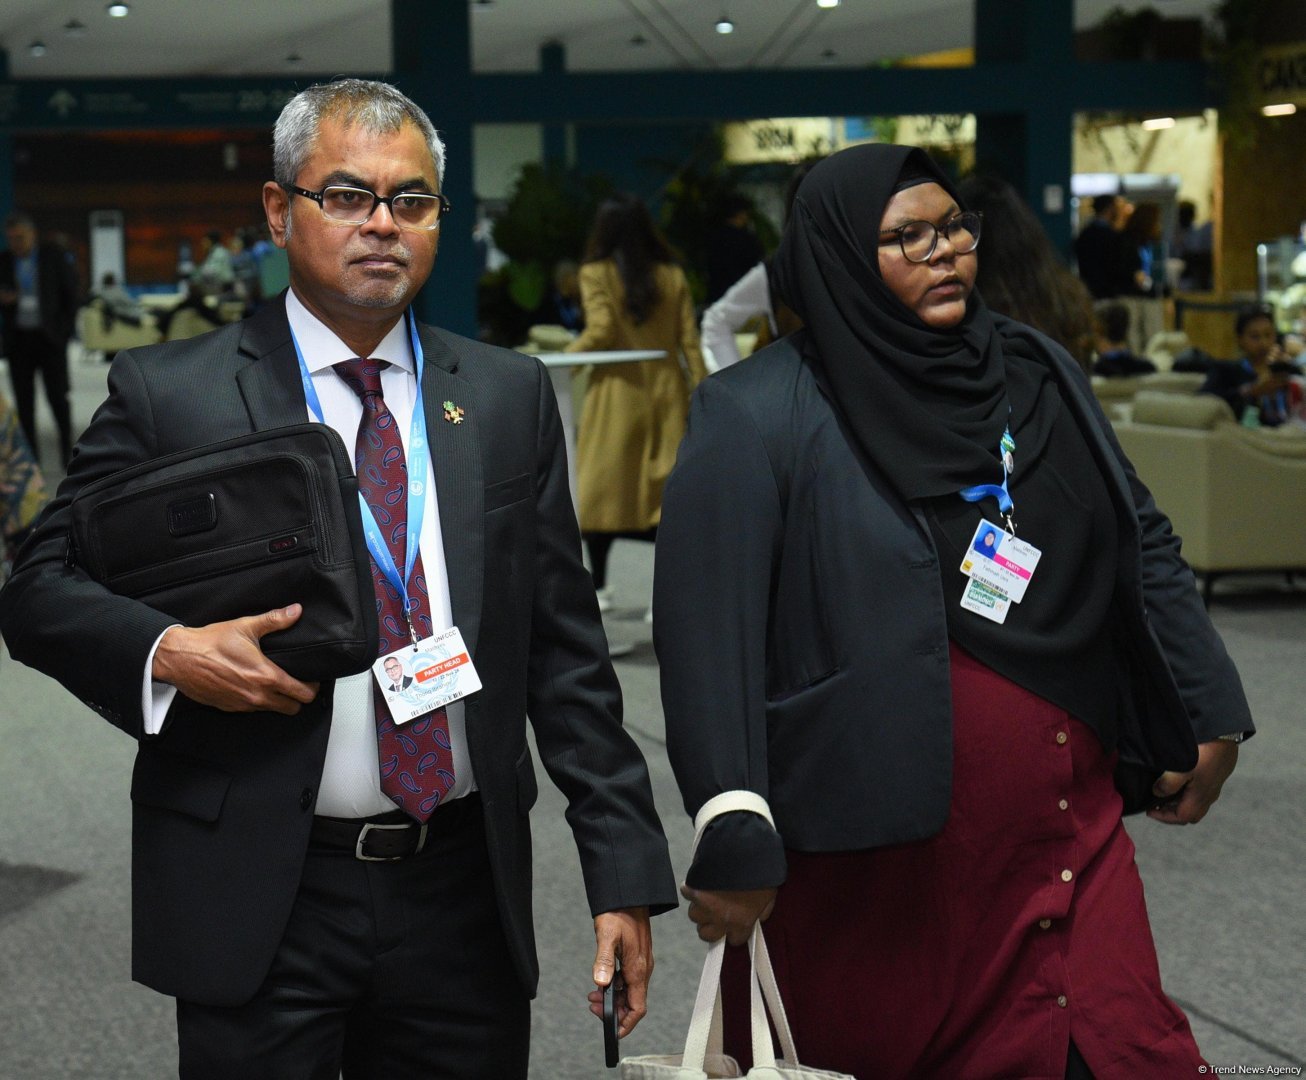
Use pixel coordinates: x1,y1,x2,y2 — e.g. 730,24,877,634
283,184,451,231
878,210,982,264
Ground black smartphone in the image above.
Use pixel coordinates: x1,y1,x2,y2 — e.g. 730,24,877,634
602,975,620,1067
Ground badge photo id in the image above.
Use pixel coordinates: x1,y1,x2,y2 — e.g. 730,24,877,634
959,520,1042,604
373,626,482,724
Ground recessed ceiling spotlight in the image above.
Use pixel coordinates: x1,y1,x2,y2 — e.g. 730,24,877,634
1141,117,1176,130
64,19,88,36
630,32,648,46
107,2,130,16
1262,103,1297,116
715,14,735,34
821,48,838,62
285,52,303,63
817,0,841,8
472,0,495,7
29,40,48,57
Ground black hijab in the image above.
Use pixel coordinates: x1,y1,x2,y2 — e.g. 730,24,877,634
770,143,1013,501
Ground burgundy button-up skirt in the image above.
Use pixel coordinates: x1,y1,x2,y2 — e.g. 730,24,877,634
718,644,1206,1079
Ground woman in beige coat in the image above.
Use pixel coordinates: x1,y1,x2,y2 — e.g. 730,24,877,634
567,195,706,604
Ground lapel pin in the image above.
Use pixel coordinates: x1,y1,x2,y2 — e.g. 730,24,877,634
442,400,465,425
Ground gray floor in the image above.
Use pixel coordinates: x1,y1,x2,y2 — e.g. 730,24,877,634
1,352,1303,1078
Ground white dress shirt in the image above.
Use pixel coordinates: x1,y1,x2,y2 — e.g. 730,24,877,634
699,261,773,373
142,288,475,816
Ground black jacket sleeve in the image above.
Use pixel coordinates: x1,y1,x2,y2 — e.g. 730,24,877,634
653,374,787,890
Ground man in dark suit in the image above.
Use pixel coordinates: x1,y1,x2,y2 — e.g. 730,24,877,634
0,79,676,1079
0,211,81,468
1073,193,1132,300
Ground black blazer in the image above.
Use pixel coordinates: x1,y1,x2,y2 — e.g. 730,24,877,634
0,296,676,1006
0,242,81,353
653,332,1252,879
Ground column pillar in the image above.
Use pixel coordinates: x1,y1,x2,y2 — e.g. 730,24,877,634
540,42,569,168
0,50,14,222
973,0,1075,254
393,0,477,337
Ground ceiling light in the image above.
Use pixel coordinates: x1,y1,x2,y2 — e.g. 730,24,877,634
817,0,841,7
285,52,302,63
1141,117,1176,130
106,2,130,16
629,32,648,46
715,15,735,34
29,40,48,57
1262,103,1297,117
821,48,837,62
64,19,88,36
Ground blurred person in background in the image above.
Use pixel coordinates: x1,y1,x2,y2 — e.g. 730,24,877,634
705,193,765,306
1172,199,1213,291
566,194,706,611
1091,301,1157,377
1073,193,1132,300
958,173,1096,372
1200,305,1302,427
193,228,235,297
1119,202,1166,355
699,161,816,373
0,211,81,469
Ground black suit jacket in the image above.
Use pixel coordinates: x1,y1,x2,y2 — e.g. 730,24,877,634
653,330,1253,883
0,296,676,1006
0,242,81,354
1073,219,1131,300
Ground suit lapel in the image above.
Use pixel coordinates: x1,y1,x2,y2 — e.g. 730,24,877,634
234,296,309,431
420,325,485,659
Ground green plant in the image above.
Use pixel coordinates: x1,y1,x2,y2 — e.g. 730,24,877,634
656,128,784,305
492,162,613,312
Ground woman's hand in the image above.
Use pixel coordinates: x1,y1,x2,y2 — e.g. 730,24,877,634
680,885,777,945
1147,739,1238,825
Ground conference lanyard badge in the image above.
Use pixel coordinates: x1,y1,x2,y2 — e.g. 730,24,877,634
373,625,482,724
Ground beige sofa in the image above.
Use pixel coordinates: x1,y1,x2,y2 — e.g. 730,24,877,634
1090,330,1208,420
1113,391,1306,601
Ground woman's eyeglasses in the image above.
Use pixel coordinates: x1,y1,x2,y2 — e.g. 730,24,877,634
878,211,982,264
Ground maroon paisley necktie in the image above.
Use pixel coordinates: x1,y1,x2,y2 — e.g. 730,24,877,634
334,358,455,821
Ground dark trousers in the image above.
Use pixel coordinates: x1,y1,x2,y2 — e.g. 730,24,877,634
584,527,657,589
6,327,72,467
176,799,530,1080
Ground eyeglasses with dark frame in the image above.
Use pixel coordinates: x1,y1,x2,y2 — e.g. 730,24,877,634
878,210,982,264
282,183,451,231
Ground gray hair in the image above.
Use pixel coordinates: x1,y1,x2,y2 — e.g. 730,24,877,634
273,78,445,189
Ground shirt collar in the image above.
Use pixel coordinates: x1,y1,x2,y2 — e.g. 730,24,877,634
285,287,414,375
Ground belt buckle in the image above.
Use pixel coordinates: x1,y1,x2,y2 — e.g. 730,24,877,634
354,821,427,862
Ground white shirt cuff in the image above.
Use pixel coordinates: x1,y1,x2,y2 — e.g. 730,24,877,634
142,625,183,736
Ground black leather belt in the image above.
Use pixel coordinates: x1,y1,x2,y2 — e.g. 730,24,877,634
310,793,480,862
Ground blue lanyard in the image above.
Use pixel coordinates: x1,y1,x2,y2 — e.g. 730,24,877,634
291,310,430,637
959,425,1016,531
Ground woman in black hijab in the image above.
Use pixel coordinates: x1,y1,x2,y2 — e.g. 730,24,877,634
653,144,1252,1079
